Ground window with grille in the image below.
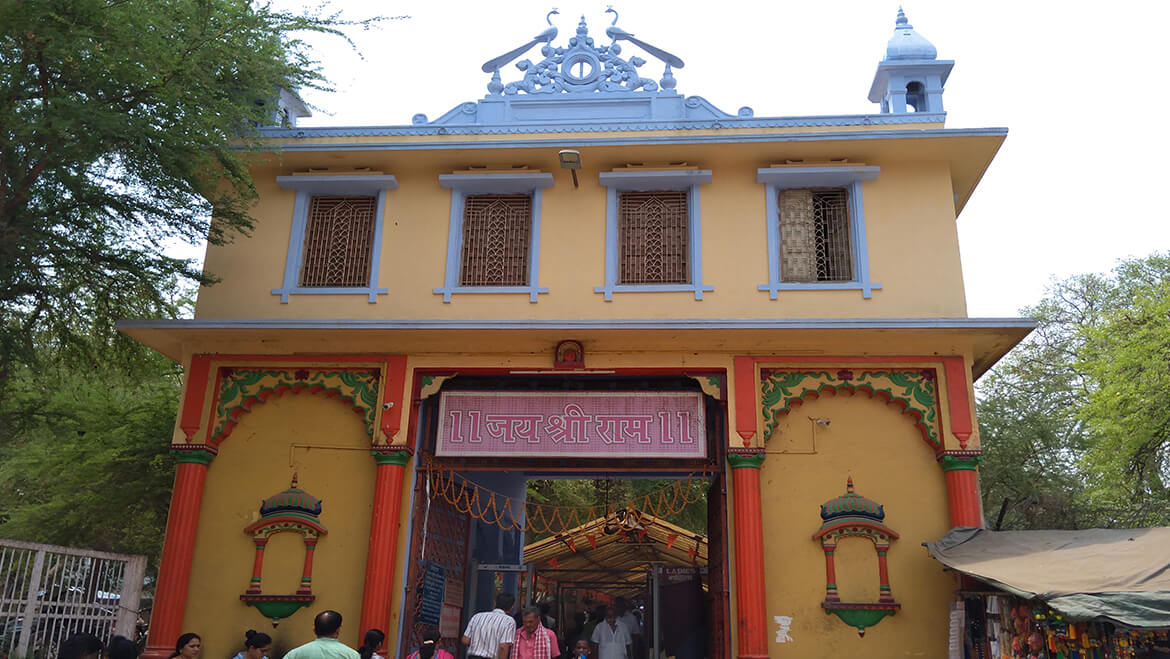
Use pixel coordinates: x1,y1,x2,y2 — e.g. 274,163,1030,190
459,194,532,286
617,190,690,285
298,195,378,287
779,188,853,282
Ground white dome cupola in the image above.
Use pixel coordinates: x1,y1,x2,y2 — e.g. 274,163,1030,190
868,8,953,115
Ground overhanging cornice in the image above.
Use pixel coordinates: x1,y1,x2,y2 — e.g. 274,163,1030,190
117,317,1034,377
259,126,1003,151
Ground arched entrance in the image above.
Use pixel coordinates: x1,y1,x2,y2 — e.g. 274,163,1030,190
395,373,730,659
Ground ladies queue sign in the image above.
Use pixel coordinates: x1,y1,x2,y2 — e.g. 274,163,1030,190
435,391,707,458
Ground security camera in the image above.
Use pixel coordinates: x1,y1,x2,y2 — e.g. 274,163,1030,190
382,401,394,410
815,418,831,427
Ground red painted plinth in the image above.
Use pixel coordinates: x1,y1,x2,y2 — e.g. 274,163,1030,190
944,468,982,527
143,462,209,659
358,458,410,636
731,466,769,659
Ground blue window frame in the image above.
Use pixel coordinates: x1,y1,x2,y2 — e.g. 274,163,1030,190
433,172,554,303
595,169,713,301
271,174,398,303
756,166,882,299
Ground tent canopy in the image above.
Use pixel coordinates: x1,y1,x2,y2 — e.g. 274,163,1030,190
524,514,707,599
925,527,1170,628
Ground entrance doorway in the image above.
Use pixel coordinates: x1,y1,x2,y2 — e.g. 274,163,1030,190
396,374,730,659
524,488,712,659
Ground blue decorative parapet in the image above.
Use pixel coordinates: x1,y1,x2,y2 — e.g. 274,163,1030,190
414,10,754,128
257,10,951,139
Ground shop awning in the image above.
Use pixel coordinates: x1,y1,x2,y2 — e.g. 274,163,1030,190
925,527,1170,628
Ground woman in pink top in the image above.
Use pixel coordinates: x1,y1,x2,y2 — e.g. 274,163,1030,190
405,630,455,659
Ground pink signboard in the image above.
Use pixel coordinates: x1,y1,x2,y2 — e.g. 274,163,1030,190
435,391,707,458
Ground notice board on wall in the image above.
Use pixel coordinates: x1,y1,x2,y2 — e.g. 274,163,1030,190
440,604,462,641
417,561,446,626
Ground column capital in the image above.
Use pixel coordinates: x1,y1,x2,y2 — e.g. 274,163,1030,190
170,444,217,465
371,446,414,466
938,451,983,472
727,447,766,470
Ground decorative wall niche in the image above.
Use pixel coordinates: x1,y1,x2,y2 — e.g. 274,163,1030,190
813,477,900,636
554,340,585,369
240,476,328,626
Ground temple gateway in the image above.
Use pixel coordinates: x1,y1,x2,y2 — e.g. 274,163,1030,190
122,9,1032,659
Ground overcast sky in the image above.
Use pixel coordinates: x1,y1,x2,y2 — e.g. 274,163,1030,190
269,0,1170,318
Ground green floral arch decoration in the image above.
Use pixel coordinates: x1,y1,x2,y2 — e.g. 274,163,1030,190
760,369,941,449
209,367,381,445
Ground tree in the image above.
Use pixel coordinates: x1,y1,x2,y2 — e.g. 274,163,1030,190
0,0,384,385
0,357,180,572
978,254,1170,529
1077,255,1170,519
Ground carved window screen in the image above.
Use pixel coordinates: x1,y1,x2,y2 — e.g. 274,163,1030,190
459,194,532,286
299,195,378,287
779,188,853,282
618,190,689,284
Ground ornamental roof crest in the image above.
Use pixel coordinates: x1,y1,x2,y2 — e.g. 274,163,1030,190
409,9,759,129
481,8,683,96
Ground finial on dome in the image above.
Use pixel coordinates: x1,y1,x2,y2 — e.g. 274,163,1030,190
895,6,910,29
884,7,937,61
846,476,855,493
291,472,298,488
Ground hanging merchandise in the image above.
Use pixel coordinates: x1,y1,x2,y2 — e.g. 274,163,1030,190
974,593,1170,659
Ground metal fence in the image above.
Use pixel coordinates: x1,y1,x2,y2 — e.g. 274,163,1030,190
0,538,147,659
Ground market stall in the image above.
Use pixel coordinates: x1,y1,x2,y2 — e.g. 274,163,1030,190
925,527,1170,659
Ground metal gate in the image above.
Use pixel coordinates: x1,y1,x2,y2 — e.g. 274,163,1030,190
0,538,147,659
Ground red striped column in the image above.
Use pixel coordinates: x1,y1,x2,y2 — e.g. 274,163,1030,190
940,454,984,527
822,544,840,602
728,448,768,659
246,539,267,594
358,448,413,636
876,545,894,604
143,447,215,659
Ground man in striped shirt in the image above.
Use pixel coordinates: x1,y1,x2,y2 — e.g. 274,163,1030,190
462,592,517,659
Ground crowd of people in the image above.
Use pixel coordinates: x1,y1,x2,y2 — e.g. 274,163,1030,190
461,593,645,659
54,595,647,659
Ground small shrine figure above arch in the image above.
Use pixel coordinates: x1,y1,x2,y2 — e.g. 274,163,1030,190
812,477,901,636
239,475,328,626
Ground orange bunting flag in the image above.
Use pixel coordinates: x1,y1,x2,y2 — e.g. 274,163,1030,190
565,537,577,552
587,534,598,550
688,546,697,561
666,533,679,550
548,557,559,569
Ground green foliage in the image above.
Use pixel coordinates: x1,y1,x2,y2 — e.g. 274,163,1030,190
526,478,708,541
0,359,180,573
0,0,387,383
0,0,400,568
978,254,1170,529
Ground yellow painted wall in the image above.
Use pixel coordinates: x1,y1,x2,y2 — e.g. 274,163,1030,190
174,349,968,659
183,394,375,659
759,393,954,657
195,143,968,321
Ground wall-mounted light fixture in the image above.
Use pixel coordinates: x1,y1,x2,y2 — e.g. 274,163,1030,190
558,149,581,188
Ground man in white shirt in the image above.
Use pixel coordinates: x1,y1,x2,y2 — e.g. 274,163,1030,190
462,593,517,659
614,598,641,659
589,607,631,659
